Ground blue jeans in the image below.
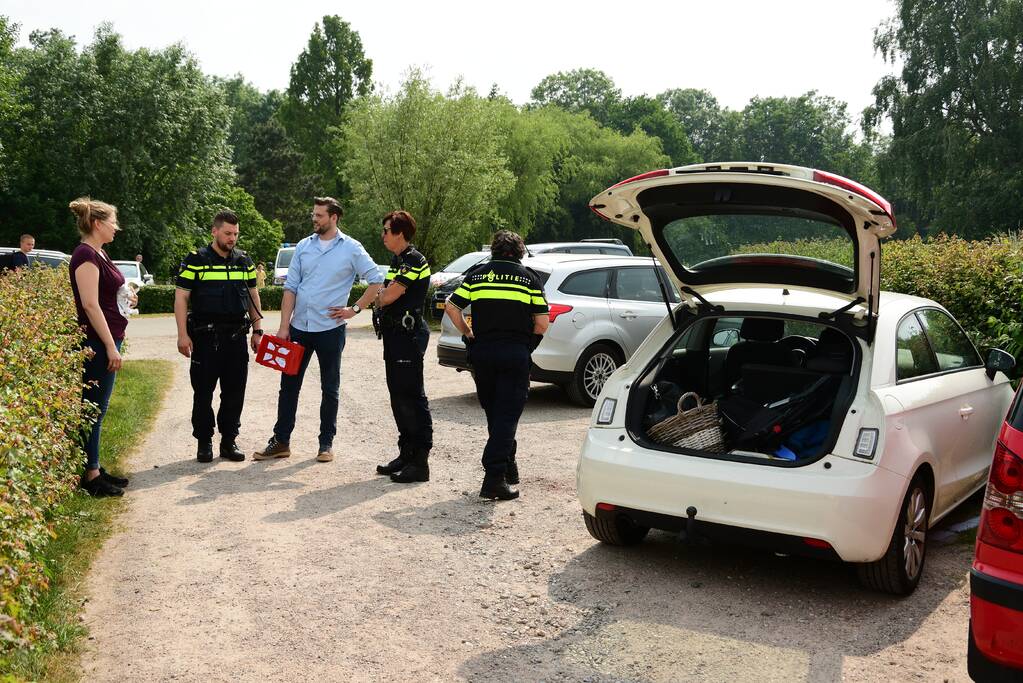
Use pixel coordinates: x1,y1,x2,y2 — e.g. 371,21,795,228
273,324,346,450
82,338,122,471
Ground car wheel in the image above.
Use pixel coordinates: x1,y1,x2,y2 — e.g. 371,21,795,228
856,475,930,595
567,343,621,407
583,510,650,546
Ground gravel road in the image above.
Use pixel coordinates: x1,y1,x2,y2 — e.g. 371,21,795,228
79,314,980,682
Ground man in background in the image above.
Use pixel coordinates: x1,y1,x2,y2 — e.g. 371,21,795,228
12,234,34,269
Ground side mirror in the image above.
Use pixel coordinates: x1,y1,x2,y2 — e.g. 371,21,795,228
986,348,1015,380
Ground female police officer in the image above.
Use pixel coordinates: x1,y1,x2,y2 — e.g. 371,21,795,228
373,210,433,483
444,230,549,500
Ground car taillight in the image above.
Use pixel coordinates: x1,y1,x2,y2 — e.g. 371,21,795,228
812,169,896,228
548,303,573,323
979,441,1023,553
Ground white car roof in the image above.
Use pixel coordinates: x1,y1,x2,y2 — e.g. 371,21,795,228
523,253,659,270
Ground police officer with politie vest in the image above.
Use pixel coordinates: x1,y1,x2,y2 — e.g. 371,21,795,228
445,230,549,500
373,210,434,483
175,210,263,463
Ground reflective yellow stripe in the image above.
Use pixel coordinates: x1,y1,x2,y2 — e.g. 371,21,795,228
470,289,532,304
179,269,196,280
192,271,253,281
531,296,547,306
453,285,471,299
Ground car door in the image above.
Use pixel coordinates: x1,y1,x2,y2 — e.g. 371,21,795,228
883,310,970,511
917,308,1007,497
608,266,672,357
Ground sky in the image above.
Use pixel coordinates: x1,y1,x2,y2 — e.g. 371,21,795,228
5,0,899,123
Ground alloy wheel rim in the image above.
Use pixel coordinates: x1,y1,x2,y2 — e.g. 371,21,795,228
902,487,927,580
584,353,618,399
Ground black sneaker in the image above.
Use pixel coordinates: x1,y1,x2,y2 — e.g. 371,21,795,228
82,474,123,498
479,475,519,501
99,467,129,488
219,440,245,462
197,440,214,463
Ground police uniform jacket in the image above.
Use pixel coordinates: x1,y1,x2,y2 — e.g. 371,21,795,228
381,246,431,324
447,258,548,346
176,245,257,323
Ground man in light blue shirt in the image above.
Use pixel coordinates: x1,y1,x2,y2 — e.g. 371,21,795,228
253,197,384,463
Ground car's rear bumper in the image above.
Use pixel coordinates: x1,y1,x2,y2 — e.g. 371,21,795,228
970,568,1023,674
577,427,907,562
437,342,573,384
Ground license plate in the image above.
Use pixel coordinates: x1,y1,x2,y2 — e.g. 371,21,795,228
435,301,445,310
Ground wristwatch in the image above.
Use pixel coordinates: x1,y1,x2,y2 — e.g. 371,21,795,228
252,329,263,336
351,304,362,314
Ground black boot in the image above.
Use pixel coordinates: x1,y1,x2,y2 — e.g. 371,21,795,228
197,439,214,463
506,460,519,486
99,467,129,488
390,448,429,483
81,472,123,497
479,473,518,501
376,456,405,475
219,439,245,462
377,445,410,475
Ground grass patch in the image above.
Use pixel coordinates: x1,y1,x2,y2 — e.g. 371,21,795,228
4,359,173,682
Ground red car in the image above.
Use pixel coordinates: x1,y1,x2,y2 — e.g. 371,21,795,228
970,376,1023,681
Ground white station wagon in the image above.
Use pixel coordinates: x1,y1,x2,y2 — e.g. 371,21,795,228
576,162,1016,595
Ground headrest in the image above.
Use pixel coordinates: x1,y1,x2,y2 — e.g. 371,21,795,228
740,317,784,343
807,328,853,374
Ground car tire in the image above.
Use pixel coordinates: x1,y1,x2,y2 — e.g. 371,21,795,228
567,343,622,407
856,475,930,595
583,510,650,546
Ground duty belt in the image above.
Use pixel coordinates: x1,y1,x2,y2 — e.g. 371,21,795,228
376,308,424,335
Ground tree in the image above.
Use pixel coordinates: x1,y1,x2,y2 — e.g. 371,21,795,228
0,25,234,275
866,0,1023,237
529,68,621,125
219,76,318,240
220,186,284,267
0,16,24,192
738,93,875,183
279,15,372,198
607,95,697,167
338,71,515,266
658,88,725,161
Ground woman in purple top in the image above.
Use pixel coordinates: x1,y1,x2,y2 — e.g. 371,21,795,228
69,197,130,497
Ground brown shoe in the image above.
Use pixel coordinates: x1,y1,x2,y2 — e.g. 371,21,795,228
316,449,333,463
253,437,290,460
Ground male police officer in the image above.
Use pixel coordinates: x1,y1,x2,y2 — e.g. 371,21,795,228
445,230,549,500
175,210,263,463
373,210,433,482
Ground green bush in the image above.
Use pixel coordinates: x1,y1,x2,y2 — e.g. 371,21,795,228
137,284,370,314
0,267,89,655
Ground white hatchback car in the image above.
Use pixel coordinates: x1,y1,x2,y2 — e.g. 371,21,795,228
577,161,1016,594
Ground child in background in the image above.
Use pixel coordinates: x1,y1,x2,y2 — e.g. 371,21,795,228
116,281,139,318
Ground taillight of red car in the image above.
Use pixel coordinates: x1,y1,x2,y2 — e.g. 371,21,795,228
978,441,1023,553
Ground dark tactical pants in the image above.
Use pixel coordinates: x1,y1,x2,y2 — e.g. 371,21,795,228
190,325,248,441
468,339,531,476
383,323,433,455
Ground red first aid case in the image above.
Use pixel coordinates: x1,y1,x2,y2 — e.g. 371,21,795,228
255,334,305,375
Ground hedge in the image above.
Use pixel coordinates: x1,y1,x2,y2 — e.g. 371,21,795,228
736,234,1023,356
0,267,90,654
137,284,369,314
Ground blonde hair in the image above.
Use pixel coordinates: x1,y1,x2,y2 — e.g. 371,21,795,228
68,196,117,236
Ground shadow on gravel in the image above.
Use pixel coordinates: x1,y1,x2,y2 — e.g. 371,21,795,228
262,476,404,523
175,458,318,505
459,530,970,682
430,384,590,427
373,496,496,537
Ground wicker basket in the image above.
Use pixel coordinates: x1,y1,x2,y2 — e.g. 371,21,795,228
647,392,726,452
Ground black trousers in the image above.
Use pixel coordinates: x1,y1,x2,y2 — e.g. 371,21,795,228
383,324,432,455
468,339,531,476
190,327,248,441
